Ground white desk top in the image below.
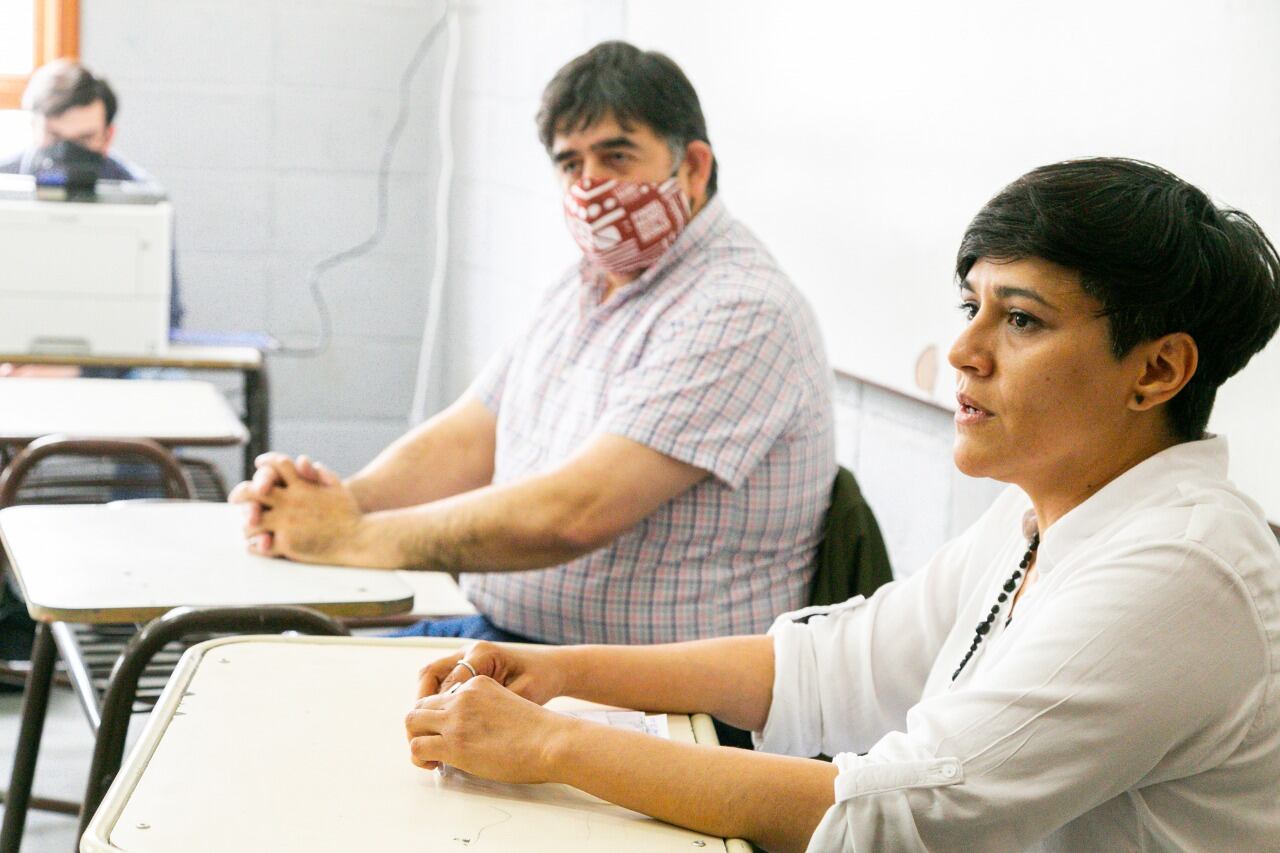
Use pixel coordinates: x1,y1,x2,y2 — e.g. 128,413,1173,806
0,343,263,371
0,502,421,623
0,377,248,446
396,570,477,618
83,636,751,853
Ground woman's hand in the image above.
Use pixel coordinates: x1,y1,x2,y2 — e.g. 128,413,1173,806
405,675,580,780
417,641,570,706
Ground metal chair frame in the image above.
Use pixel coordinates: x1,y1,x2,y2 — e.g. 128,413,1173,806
0,437,350,853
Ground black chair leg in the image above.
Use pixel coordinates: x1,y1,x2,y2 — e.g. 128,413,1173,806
0,622,57,853
244,366,270,481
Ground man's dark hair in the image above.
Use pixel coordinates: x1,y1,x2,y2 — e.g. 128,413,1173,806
537,41,717,196
22,59,118,126
957,157,1280,441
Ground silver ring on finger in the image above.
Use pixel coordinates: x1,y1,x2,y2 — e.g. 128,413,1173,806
452,659,478,678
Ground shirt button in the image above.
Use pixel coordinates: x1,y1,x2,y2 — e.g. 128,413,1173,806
941,764,958,778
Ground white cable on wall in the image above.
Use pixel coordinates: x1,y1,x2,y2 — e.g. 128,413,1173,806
276,9,450,358
409,1,461,425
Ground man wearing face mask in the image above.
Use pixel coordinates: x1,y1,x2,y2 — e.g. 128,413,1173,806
231,41,836,647
0,59,185,337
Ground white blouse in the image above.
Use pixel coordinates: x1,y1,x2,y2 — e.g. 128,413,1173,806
757,437,1280,852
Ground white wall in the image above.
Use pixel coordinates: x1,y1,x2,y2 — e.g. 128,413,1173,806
835,379,1004,576
77,0,1003,568
0,109,28,162
82,0,451,476
441,0,1004,575
625,0,1280,521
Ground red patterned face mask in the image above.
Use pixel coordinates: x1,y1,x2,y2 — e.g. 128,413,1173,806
562,176,691,275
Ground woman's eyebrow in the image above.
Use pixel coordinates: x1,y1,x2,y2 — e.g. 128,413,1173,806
957,280,1060,311
994,285,1057,311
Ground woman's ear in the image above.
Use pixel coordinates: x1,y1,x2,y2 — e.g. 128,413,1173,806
1129,332,1198,411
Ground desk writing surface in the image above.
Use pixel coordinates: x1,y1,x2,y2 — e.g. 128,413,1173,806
0,377,248,446
0,502,417,622
397,569,478,617
83,637,747,853
0,343,262,371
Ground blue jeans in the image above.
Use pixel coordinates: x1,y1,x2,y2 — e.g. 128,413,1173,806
387,614,542,644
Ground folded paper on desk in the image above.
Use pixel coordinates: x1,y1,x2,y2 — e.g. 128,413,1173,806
560,708,670,739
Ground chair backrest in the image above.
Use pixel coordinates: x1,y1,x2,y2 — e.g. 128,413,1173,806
809,466,894,608
0,435,194,509
179,457,230,502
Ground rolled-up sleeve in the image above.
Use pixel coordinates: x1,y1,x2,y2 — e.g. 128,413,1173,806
757,521,983,757
464,341,515,415
770,539,1267,852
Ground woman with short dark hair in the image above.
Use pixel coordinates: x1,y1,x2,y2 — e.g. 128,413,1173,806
405,158,1280,853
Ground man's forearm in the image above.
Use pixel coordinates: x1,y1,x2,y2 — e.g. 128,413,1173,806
346,398,496,513
345,473,607,572
335,429,707,575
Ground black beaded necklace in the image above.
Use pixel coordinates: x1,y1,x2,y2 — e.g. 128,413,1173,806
951,531,1040,681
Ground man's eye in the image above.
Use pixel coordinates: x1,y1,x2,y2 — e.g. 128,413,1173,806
957,301,978,320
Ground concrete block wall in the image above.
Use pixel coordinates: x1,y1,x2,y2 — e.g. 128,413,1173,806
78,0,1007,567
81,0,451,477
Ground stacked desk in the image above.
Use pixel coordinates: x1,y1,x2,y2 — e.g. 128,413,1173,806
0,503,413,625
0,502,428,850
0,377,249,450
0,345,267,478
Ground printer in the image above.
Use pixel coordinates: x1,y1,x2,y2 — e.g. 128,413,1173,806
0,173,172,357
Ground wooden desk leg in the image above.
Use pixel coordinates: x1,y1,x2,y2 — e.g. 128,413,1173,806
0,622,57,853
243,364,271,481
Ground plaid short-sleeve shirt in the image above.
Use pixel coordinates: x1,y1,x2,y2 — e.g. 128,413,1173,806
462,196,835,644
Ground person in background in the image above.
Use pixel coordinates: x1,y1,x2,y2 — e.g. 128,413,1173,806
0,58,185,344
406,158,1280,852
231,41,836,649
0,60,185,660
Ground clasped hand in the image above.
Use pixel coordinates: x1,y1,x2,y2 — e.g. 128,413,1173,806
406,641,577,784
228,452,363,564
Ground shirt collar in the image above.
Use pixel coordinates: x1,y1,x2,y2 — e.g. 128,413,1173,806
1034,435,1230,573
579,193,731,310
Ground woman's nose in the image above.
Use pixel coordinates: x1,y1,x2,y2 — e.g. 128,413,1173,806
949,317,993,377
